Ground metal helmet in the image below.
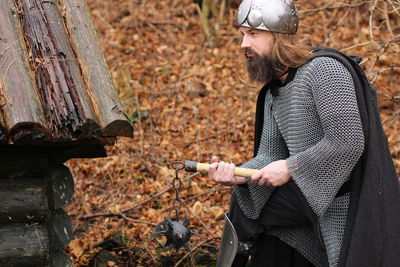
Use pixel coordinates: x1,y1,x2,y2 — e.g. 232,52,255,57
237,0,299,34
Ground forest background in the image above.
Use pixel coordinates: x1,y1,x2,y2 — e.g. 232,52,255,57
65,0,400,266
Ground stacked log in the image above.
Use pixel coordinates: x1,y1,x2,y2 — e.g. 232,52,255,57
0,149,76,267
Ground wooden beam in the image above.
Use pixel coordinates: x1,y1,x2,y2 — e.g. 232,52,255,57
0,0,51,144
60,0,133,138
0,178,48,224
0,148,49,176
0,223,48,266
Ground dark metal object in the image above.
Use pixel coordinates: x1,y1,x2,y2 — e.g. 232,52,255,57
152,217,192,251
152,161,192,250
171,161,184,220
184,160,197,173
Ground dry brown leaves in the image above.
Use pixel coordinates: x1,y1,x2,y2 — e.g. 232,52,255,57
65,0,400,266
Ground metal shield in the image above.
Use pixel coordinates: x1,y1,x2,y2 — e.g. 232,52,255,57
216,213,239,267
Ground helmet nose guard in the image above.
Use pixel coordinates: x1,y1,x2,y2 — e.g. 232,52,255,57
237,0,299,34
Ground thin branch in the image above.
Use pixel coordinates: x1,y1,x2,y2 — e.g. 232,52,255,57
299,1,367,15
78,172,199,220
324,9,351,46
369,0,379,43
185,204,216,237
370,67,400,84
173,237,219,267
364,33,400,71
119,213,157,226
384,2,394,38
185,187,232,203
145,246,158,265
341,41,374,52
388,0,400,15
158,187,231,214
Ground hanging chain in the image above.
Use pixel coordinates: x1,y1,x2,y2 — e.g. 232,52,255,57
171,161,185,220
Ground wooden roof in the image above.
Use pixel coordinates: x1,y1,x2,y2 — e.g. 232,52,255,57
0,0,133,145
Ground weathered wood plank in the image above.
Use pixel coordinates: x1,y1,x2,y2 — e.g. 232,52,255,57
0,0,51,144
18,0,102,140
0,178,48,224
60,0,133,138
47,164,74,209
0,223,48,266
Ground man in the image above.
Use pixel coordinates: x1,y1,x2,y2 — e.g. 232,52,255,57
208,0,400,266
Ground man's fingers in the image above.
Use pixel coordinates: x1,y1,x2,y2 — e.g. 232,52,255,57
251,170,262,183
258,179,266,186
218,162,229,180
229,163,235,177
211,155,219,163
209,162,219,180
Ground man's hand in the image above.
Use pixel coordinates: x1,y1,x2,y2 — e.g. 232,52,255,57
251,160,291,187
208,156,247,185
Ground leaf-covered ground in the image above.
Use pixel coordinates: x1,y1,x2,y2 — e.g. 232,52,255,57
66,0,400,266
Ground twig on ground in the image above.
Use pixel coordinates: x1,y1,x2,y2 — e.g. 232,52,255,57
185,204,215,237
78,172,199,220
173,237,219,267
185,187,232,203
145,246,158,264
119,213,157,226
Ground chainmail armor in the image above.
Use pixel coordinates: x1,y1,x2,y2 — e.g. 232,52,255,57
235,57,365,266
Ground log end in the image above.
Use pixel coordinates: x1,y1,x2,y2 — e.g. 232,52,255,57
49,249,74,267
48,209,73,250
9,122,52,145
103,120,133,138
47,165,74,210
73,119,102,139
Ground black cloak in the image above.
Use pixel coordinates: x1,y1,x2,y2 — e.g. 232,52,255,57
251,47,400,267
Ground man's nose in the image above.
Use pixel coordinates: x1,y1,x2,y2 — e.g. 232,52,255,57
241,36,250,49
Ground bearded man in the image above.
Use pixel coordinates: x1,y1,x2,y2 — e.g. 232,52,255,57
208,0,400,266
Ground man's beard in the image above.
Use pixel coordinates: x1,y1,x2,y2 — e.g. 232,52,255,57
245,48,284,83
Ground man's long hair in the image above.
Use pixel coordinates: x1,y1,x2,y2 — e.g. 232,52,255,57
270,33,313,75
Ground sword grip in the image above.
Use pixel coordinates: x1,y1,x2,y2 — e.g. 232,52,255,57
184,160,257,178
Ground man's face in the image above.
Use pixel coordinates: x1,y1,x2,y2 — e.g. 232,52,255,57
239,26,283,83
239,26,275,58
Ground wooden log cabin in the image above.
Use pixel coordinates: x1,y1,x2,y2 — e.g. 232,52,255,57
0,0,133,266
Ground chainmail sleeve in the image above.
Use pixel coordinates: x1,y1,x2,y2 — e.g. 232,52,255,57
235,93,290,219
285,57,365,216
